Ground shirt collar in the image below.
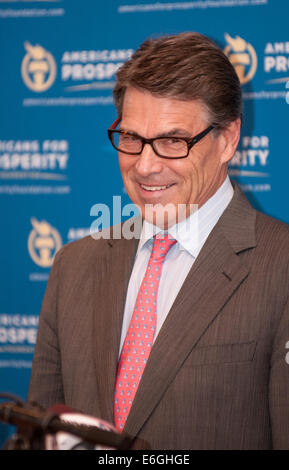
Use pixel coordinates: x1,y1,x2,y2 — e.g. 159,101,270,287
137,175,234,259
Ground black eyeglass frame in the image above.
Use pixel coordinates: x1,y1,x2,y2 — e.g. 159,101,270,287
107,118,215,160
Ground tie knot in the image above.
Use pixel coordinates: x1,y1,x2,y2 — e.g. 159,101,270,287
150,234,177,263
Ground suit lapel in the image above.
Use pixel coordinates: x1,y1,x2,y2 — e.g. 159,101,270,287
123,183,257,437
92,235,138,423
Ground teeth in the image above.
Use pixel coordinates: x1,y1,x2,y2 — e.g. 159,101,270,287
141,184,171,191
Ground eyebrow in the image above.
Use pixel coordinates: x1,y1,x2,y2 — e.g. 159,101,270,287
156,128,192,138
118,127,192,138
118,127,139,136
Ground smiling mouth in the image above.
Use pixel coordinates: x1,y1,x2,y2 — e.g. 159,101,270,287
139,183,175,191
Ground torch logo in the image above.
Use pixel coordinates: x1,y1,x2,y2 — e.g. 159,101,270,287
224,33,257,85
28,218,62,267
21,42,57,92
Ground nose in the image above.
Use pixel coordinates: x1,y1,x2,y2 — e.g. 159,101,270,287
135,142,163,177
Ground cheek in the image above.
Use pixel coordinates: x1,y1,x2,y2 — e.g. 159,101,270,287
118,156,134,177
172,160,198,187
187,146,220,179
173,157,212,202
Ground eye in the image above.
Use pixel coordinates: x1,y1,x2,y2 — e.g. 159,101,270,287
116,132,142,152
168,138,182,143
154,137,188,158
119,133,140,143
158,137,185,149
167,138,183,146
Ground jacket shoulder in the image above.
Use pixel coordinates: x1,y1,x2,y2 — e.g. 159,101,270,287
254,211,289,270
256,210,289,243
54,230,113,269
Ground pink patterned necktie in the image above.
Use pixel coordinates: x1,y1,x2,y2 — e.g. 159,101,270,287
114,234,177,432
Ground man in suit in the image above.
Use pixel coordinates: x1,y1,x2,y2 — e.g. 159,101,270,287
28,32,289,449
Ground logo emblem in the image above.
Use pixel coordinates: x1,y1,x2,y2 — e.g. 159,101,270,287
28,218,62,267
224,33,257,85
21,42,57,92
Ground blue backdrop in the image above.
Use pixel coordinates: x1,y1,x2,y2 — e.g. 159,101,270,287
1,0,289,445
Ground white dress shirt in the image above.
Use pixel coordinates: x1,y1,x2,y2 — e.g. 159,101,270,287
118,176,234,356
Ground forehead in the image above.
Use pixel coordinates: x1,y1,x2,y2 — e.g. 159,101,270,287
121,87,208,135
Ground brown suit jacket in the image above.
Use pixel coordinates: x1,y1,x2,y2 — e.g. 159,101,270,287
28,183,289,449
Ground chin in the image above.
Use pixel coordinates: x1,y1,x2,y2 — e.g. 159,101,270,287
142,203,185,229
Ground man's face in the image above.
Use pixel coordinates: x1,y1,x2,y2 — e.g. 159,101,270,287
118,87,238,227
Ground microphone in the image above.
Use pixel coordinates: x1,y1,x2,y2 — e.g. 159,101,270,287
46,404,125,450
0,400,132,450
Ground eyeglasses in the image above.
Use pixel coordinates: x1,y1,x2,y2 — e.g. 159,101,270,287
107,118,215,159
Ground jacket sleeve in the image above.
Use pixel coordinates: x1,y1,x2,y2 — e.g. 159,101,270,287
27,248,65,409
269,295,289,449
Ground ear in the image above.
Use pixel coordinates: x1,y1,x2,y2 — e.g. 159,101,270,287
218,118,241,164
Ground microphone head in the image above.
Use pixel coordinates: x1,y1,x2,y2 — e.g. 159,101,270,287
45,404,118,450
